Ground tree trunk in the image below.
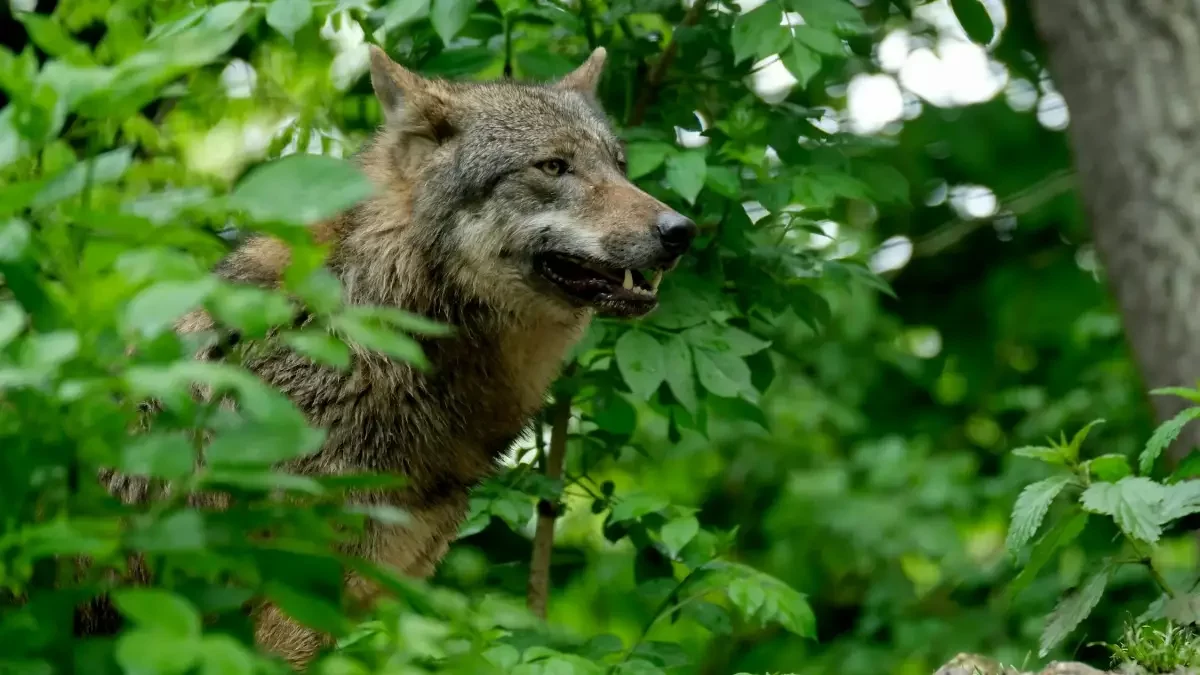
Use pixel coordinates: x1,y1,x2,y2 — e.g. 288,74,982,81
1032,1,1200,462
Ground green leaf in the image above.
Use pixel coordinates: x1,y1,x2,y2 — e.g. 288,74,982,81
266,0,312,39
0,301,27,350
694,349,752,398
121,433,194,481
431,0,476,45
1038,569,1110,657
208,285,295,338
1085,454,1132,482
206,420,326,467
663,335,697,413
199,635,256,675
665,151,707,204
1064,418,1104,463
949,0,995,44
791,25,843,55
382,0,431,30
1141,407,1200,474
731,2,783,64
1009,511,1089,599
1170,449,1200,482
115,629,201,675
704,166,741,200
228,154,375,225
615,330,666,400
660,516,699,556
1151,386,1200,405
264,582,352,636
123,278,217,340
332,314,428,368
626,142,673,180
681,324,770,357
113,589,202,636
1080,477,1166,544
610,492,669,523
283,330,352,369
127,510,207,553
32,147,134,210
1006,475,1072,555
781,41,821,87
855,162,909,205
1011,445,1067,466
0,218,30,262
1161,481,1200,522
786,0,866,32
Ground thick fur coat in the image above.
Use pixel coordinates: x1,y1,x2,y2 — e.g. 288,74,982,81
85,46,695,667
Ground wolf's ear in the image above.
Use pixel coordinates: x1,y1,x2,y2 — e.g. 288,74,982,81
554,47,607,96
369,45,453,140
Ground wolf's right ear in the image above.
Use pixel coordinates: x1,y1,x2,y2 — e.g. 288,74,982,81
369,45,452,140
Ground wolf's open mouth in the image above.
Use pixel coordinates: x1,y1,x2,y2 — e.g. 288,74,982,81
534,252,663,317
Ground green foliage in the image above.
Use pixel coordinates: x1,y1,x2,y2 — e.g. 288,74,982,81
3,0,1193,673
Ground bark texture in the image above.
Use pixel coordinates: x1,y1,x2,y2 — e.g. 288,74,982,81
1032,0,1200,461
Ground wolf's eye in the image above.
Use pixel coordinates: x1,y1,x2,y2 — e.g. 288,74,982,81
537,159,570,177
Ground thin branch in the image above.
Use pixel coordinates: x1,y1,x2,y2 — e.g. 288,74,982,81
527,390,573,619
629,0,709,127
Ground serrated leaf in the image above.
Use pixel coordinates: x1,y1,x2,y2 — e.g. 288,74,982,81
681,324,770,357
1038,569,1110,657
1006,475,1072,555
949,0,994,44
660,516,699,556
1080,477,1166,544
1161,481,1200,523
1012,445,1068,466
694,349,752,399
615,330,666,400
266,0,312,39
731,2,783,64
665,151,706,204
1170,449,1200,482
1141,407,1200,474
228,154,374,225
1009,511,1088,599
663,335,697,413
1151,386,1200,404
430,0,476,45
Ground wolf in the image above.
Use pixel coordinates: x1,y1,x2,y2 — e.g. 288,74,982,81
86,45,696,666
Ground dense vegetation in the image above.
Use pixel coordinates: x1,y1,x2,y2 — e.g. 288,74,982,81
1,0,1198,673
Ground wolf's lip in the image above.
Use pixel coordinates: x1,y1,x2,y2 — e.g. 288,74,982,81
533,252,664,317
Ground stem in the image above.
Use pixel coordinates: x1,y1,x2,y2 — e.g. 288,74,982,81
503,14,514,78
526,390,573,619
579,0,598,49
614,564,711,669
1128,538,1176,598
629,0,708,127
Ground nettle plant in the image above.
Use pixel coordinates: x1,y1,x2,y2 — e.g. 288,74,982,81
1005,388,1200,661
0,0,920,671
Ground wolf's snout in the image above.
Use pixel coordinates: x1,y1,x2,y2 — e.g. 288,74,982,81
656,211,697,255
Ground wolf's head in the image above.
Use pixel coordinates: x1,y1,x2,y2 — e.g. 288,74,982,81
360,46,695,320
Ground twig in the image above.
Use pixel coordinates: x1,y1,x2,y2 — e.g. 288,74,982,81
629,0,709,126
526,391,572,619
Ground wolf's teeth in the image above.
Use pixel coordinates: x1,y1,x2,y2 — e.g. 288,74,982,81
651,271,663,291
623,269,633,290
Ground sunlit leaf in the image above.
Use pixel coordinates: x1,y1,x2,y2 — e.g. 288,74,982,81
1005,475,1073,555
1080,477,1166,544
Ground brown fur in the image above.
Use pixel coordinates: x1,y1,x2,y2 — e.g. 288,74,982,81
83,46,694,667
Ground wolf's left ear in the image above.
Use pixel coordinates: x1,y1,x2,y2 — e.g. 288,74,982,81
554,47,607,96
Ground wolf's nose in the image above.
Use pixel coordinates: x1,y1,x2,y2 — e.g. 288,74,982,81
656,212,697,254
